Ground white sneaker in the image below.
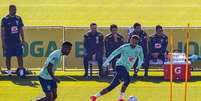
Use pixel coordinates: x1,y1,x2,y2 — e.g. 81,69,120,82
8,70,12,76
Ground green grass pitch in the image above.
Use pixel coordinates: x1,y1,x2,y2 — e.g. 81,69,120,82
1,71,201,101
1,0,201,101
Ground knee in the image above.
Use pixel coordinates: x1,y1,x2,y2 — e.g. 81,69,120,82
45,92,54,101
53,94,57,100
123,80,130,87
123,82,129,87
46,95,53,101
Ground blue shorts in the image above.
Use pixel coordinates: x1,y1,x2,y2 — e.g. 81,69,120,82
38,76,57,93
110,66,130,87
4,44,23,57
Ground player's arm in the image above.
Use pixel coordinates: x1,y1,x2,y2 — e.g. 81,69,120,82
148,36,153,53
143,32,148,44
98,33,104,53
1,18,6,49
104,36,110,57
119,34,124,45
1,27,5,49
19,17,25,45
162,36,168,53
128,34,131,43
47,63,60,83
19,27,25,43
83,34,90,53
136,47,144,69
102,45,123,67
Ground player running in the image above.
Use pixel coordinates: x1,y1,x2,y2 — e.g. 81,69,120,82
91,35,144,101
36,41,72,101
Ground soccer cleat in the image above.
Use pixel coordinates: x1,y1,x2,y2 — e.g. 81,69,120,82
118,99,124,101
90,96,96,101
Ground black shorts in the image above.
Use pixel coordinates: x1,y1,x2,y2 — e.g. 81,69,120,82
110,66,130,86
4,44,23,57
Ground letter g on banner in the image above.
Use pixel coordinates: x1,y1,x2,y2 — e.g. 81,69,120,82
174,67,182,74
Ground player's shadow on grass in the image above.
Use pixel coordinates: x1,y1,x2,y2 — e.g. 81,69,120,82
1,75,201,86
61,75,201,84
0,76,40,88
129,75,201,84
57,75,114,83
130,76,165,84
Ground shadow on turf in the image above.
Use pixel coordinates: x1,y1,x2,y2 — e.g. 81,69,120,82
1,75,201,86
0,75,40,88
60,74,201,84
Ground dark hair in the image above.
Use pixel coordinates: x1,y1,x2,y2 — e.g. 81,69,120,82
62,41,72,47
9,4,16,8
110,24,118,31
131,35,139,40
90,22,97,27
156,25,163,30
133,22,141,28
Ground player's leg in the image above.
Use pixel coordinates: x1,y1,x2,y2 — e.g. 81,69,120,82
52,89,57,101
91,78,120,101
143,54,149,78
51,80,58,101
17,56,23,67
46,92,54,101
91,67,121,101
96,52,103,76
83,54,91,77
6,56,12,76
16,44,24,68
36,92,53,101
4,46,13,76
4,44,14,76
133,58,138,78
99,76,120,95
119,66,131,101
36,92,54,101
38,77,54,101
159,53,165,63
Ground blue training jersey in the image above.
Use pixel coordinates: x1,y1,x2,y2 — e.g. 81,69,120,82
1,15,24,47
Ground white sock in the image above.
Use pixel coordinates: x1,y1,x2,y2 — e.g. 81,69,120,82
8,70,12,75
95,92,102,98
119,92,124,99
19,69,24,76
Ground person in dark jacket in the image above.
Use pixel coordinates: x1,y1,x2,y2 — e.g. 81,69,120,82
105,24,124,72
149,25,168,63
128,22,149,78
83,23,104,78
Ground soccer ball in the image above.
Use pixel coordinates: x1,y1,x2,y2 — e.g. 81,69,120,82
16,67,26,78
128,96,137,101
